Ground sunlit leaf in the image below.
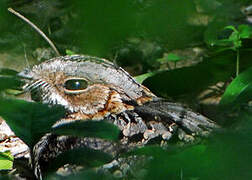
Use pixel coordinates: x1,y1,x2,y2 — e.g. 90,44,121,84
134,71,158,84
224,25,238,32
238,24,252,39
158,53,184,63
0,98,65,148
52,120,120,141
0,151,13,170
228,31,239,42
220,66,252,110
65,49,76,55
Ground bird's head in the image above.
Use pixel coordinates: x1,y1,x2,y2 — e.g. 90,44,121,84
18,55,155,120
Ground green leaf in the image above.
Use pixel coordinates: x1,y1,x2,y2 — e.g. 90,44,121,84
224,25,238,33
204,17,229,46
46,148,113,174
143,51,236,98
165,53,184,62
157,53,184,63
228,31,239,42
125,145,171,158
134,71,158,84
143,66,212,97
66,49,76,55
130,115,252,180
208,25,251,50
0,176,10,180
52,120,120,141
0,68,18,76
220,66,252,110
210,39,233,47
125,144,206,159
0,76,24,91
228,31,241,50
0,98,65,148
238,24,252,39
0,151,13,170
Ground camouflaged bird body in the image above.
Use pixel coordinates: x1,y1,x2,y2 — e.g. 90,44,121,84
18,55,219,179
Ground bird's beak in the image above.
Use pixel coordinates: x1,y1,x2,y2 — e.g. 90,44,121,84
15,69,34,101
16,68,33,80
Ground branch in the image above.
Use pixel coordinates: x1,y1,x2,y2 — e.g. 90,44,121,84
8,7,60,56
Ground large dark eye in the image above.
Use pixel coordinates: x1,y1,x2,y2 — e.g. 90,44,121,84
64,79,88,91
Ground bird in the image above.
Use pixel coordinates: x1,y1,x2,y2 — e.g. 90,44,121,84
18,55,219,179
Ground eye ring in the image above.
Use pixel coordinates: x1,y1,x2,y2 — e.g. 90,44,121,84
63,78,88,94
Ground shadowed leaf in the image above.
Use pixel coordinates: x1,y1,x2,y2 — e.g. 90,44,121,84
131,112,252,180
124,145,173,158
220,66,252,110
47,148,113,174
0,76,23,91
0,98,65,148
48,169,115,180
0,68,18,76
0,176,11,180
52,120,120,141
143,52,236,98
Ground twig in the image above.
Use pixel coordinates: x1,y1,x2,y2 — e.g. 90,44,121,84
8,7,60,56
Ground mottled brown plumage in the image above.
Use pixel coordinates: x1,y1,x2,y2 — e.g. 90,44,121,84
18,55,219,179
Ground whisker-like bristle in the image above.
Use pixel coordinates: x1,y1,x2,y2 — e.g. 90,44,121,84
41,82,50,89
31,81,46,90
24,79,49,92
24,80,42,91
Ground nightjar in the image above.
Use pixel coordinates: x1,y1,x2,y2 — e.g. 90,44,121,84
18,55,219,179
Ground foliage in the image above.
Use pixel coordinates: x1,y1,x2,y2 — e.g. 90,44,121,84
0,98,66,148
126,112,252,180
210,24,252,76
65,49,76,56
220,66,252,110
142,50,236,98
0,68,23,91
211,25,252,50
0,74,121,178
46,148,113,175
52,120,120,141
134,71,158,84
0,151,13,170
0,0,252,179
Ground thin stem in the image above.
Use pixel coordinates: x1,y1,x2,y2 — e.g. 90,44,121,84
8,8,60,56
236,49,240,77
